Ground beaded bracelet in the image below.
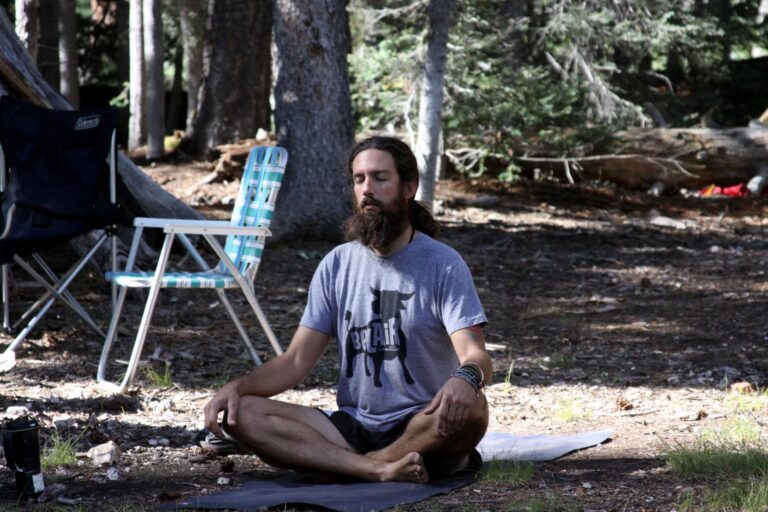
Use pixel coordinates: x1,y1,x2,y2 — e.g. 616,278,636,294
461,362,485,386
452,365,483,392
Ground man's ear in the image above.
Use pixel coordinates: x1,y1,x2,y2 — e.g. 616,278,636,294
404,181,418,200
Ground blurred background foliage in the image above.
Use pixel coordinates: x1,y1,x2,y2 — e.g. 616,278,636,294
4,0,767,179
348,0,768,178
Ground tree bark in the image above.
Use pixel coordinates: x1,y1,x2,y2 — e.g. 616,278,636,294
14,0,38,61
143,0,164,159
128,0,143,151
272,0,354,241
177,0,204,131
183,0,271,157
415,0,452,209
36,1,59,90
0,6,202,242
502,0,528,66
58,0,79,107
115,0,129,94
517,127,768,189
167,30,183,134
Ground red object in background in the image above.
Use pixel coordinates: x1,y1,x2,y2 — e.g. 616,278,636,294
721,183,748,197
698,182,765,197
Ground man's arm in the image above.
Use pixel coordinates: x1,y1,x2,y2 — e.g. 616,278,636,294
423,325,493,436
452,325,493,386
204,326,331,436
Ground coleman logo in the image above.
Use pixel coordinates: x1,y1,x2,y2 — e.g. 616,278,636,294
74,115,100,130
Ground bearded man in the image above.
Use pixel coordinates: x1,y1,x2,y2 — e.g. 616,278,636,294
203,136,492,482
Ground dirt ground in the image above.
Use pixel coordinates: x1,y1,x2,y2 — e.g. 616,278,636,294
0,159,766,511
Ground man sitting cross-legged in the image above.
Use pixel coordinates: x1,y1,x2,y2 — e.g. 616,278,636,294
203,136,492,482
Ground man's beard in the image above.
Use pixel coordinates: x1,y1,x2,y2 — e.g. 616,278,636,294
343,194,409,250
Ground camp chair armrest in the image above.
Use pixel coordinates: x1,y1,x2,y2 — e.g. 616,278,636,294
133,217,219,229
164,222,272,237
133,218,271,237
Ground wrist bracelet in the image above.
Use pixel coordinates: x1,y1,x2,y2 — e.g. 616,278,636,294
460,363,485,388
452,366,482,392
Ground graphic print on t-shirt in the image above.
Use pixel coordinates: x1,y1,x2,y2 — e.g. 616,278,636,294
344,287,416,387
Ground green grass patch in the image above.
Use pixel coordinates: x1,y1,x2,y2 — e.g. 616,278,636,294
41,429,80,469
666,418,768,481
1,506,90,512
667,417,768,511
667,444,768,481
724,389,768,414
504,360,515,393
678,477,768,512
554,397,590,422
699,417,763,446
499,496,579,512
482,459,535,484
144,362,174,388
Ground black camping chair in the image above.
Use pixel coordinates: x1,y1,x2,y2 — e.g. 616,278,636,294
0,96,129,370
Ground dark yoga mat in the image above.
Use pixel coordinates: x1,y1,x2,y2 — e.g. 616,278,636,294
163,430,613,511
162,474,475,512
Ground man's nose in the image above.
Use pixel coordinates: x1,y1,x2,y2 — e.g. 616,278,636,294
360,177,374,194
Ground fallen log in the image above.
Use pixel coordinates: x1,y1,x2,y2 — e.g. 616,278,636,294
516,126,768,191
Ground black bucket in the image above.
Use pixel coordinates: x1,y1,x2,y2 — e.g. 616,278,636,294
3,416,45,499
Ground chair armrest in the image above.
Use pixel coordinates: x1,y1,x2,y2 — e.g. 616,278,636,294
164,221,271,237
133,217,206,229
134,218,270,236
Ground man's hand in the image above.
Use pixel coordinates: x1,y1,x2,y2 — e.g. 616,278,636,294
203,381,241,437
422,376,478,437
201,327,332,437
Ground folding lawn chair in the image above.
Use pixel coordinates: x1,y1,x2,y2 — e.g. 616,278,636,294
97,145,287,392
0,96,126,371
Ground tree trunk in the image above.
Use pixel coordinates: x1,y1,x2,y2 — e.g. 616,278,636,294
115,0,129,92
0,6,202,256
37,1,59,90
183,0,271,157
177,0,204,131
167,31,183,134
502,0,528,66
14,0,38,61
58,0,79,107
128,0,143,151
272,0,354,241
517,127,768,189
143,0,164,159
415,0,452,209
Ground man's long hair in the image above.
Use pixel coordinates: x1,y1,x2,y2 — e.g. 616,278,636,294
347,136,440,238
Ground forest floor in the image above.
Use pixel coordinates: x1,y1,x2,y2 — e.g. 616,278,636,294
0,158,766,511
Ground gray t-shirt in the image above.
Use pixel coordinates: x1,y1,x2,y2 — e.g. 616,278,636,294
300,232,487,431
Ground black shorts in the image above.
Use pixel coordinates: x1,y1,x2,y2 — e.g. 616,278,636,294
324,410,412,454
322,409,484,479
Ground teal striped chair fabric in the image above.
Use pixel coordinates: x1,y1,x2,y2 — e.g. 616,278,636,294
221,146,285,279
98,146,288,392
109,147,286,289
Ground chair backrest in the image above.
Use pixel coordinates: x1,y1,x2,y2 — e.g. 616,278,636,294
0,96,122,263
220,146,288,280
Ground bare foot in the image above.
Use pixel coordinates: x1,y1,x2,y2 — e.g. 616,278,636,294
378,452,428,483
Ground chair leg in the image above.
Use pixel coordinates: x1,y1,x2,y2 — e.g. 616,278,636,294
111,227,118,311
97,232,175,393
4,237,107,353
199,233,283,358
239,284,284,357
29,254,103,334
214,289,263,365
2,264,9,331
96,284,130,389
10,243,106,336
